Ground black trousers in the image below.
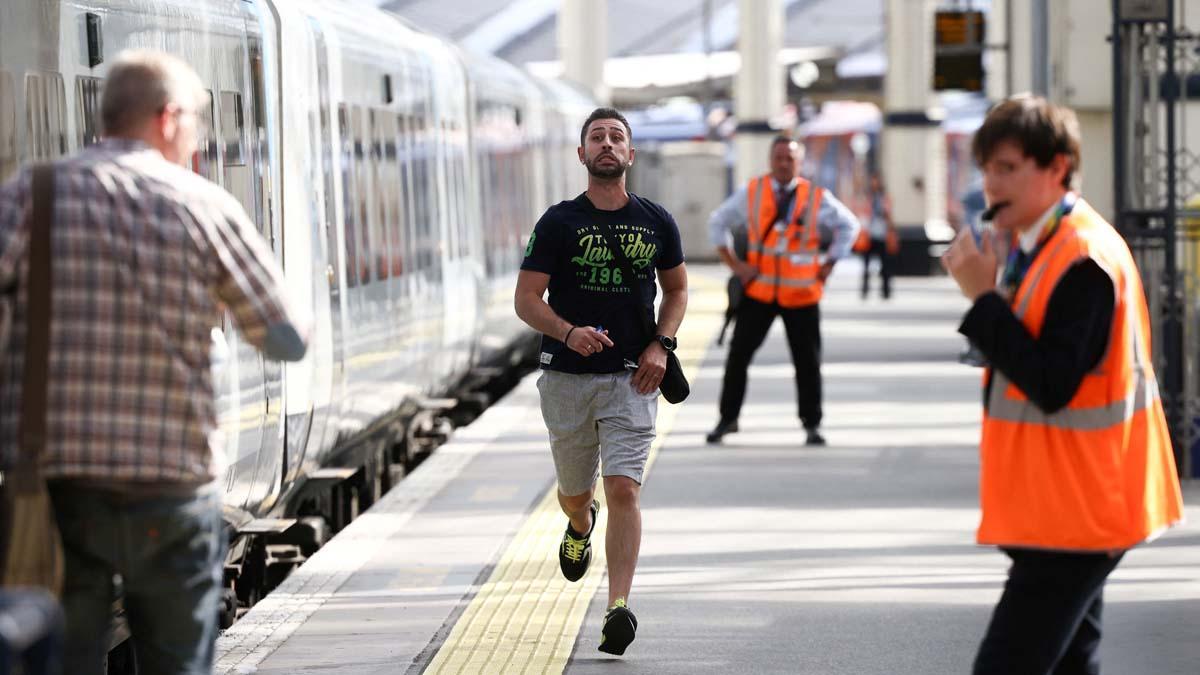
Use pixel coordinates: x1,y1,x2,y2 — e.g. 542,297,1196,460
973,548,1124,675
860,237,893,298
718,297,821,428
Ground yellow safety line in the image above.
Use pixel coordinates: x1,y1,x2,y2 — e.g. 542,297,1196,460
424,274,726,674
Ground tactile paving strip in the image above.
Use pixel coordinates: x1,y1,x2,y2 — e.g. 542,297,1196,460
424,275,724,674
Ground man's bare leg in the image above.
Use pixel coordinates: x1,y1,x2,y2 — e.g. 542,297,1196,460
602,475,641,606
559,487,596,535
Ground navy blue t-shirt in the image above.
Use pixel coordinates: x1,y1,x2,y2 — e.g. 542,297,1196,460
521,193,684,374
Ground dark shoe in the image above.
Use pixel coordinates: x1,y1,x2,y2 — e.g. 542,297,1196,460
804,428,827,446
559,499,599,582
705,419,738,444
598,599,638,655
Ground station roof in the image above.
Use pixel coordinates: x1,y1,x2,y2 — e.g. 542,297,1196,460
379,0,887,97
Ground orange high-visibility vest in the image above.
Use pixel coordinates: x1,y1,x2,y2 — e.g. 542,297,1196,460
979,198,1184,551
743,175,824,308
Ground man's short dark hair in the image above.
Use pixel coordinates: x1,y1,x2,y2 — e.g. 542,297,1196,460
972,95,1081,189
580,107,632,146
770,135,797,151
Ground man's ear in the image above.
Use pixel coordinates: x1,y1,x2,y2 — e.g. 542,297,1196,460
578,146,585,164
158,105,178,143
1051,153,1070,187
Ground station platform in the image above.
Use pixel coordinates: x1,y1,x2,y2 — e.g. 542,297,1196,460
214,263,1200,675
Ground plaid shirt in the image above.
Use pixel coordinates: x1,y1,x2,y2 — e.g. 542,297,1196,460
0,139,304,486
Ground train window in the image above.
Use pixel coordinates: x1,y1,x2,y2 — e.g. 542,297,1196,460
436,120,457,260
246,38,272,239
75,76,102,148
192,90,218,180
369,109,388,282
46,73,67,157
381,113,403,278
415,114,434,272
456,122,470,258
219,91,245,166
338,104,358,288
396,113,416,280
449,120,467,259
24,73,48,159
313,51,337,288
353,105,371,287
24,72,67,160
0,71,16,181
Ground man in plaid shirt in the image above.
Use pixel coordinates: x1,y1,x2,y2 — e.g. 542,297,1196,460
0,50,309,674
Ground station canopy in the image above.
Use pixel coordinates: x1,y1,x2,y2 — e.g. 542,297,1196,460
377,0,890,103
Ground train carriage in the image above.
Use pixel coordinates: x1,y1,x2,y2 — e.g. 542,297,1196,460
0,0,590,641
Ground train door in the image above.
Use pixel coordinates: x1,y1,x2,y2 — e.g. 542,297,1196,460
238,5,287,515
429,54,461,388
307,17,344,463
408,54,441,394
394,51,426,393
202,25,274,517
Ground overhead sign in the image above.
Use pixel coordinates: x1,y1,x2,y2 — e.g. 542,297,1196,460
1119,0,1169,21
933,10,986,92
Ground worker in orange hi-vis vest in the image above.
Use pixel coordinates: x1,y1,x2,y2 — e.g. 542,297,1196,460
706,135,861,447
942,95,1184,675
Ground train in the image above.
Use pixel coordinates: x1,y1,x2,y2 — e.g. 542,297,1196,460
0,0,591,634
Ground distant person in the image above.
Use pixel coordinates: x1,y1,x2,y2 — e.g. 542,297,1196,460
958,181,989,366
515,107,687,656
962,181,987,235
941,95,1184,675
0,50,309,674
706,135,860,446
859,172,897,300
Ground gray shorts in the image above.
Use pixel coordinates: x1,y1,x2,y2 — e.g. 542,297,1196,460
536,369,658,496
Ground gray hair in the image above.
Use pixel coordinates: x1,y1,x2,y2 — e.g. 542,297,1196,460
100,50,208,136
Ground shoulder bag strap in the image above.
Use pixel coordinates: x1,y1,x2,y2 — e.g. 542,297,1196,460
18,164,54,479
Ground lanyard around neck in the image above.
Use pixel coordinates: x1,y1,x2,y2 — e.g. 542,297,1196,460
1001,193,1077,297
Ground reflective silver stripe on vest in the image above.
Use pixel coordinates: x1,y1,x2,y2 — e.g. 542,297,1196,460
799,183,819,244
748,178,766,246
994,228,1161,430
746,243,818,261
751,275,817,288
988,367,1159,430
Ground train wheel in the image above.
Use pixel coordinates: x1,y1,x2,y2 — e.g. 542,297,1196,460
220,582,238,629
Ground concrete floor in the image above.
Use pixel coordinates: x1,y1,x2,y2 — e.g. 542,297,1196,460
217,262,1200,675
569,262,1200,674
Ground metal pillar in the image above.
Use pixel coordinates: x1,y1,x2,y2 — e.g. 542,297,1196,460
883,0,948,275
984,0,1012,101
1112,0,1196,477
559,0,609,104
733,0,783,187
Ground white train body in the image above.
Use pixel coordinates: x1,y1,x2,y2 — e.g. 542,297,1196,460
0,0,591,525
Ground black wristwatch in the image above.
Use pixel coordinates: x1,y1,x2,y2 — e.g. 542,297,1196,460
655,335,677,351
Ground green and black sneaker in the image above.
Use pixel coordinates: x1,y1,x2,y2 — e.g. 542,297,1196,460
558,499,599,582
598,598,637,655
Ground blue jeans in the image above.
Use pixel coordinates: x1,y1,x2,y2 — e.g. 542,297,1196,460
48,483,225,675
